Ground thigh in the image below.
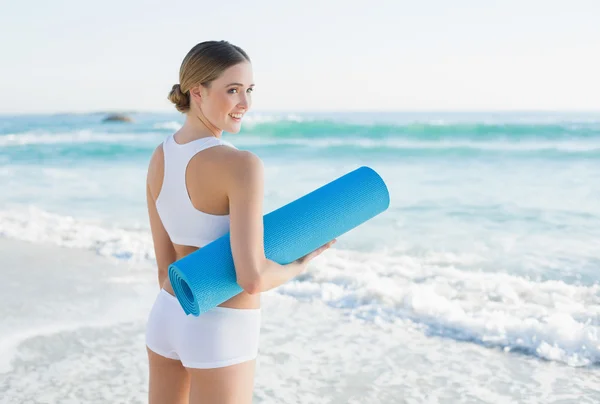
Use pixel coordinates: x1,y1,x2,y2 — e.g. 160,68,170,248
187,359,257,404
147,347,191,404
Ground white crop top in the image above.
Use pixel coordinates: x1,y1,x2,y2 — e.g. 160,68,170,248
155,134,236,247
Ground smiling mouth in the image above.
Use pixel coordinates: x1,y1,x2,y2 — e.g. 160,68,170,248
229,113,244,120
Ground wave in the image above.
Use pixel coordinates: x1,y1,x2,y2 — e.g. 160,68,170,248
1,206,598,367
3,117,600,145
235,136,600,154
4,129,600,157
239,119,600,140
153,121,182,131
0,206,154,263
239,113,306,124
0,131,156,147
278,249,600,367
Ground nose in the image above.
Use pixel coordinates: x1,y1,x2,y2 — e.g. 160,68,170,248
238,93,250,110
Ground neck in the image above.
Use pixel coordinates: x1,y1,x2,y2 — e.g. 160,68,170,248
181,109,222,139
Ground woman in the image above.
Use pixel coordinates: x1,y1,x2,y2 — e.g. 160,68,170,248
144,40,335,403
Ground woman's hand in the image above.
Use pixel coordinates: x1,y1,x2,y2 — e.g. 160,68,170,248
294,239,337,273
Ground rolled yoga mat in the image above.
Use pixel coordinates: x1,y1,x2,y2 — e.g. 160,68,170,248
168,166,390,316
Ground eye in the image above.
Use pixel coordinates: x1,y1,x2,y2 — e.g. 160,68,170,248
228,88,238,94
247,87,254,93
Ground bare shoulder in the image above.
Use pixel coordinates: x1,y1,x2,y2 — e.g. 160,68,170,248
223,149,264,184
146,143,165,196
191,147,262,195
148,143,164,169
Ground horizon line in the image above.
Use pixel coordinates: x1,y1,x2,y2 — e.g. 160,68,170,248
2,108,600,117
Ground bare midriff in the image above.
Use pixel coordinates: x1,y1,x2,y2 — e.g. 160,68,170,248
161,243,261,310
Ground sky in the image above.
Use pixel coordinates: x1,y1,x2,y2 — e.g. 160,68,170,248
0,0,599,113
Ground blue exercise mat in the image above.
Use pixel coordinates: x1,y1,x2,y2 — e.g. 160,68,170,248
168,166,390,316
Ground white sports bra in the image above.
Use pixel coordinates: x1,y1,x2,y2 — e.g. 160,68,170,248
155,134,236,247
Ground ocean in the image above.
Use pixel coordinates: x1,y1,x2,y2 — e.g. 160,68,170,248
1,111,599,403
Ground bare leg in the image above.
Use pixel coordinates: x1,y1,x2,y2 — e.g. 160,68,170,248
147,347,191,404
187,359,257,404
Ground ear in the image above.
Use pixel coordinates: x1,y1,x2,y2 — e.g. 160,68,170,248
189,85,202,104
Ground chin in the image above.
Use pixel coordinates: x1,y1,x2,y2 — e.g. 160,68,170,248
225,124,242,134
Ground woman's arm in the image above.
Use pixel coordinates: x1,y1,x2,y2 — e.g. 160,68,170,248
227,151,334,294
146,146,177,288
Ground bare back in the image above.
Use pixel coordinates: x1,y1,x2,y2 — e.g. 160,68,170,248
146,133,261,309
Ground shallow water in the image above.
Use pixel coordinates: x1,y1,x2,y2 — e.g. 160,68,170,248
1,111,599,402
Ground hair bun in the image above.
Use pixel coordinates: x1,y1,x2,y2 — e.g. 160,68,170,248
168,84,190,113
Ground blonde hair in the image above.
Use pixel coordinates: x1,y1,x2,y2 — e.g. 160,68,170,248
168,40,251,113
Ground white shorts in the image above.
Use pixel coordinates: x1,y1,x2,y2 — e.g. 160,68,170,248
145,288,261,369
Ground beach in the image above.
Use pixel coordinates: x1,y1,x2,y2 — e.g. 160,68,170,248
1,238,598,403
1,111,600,403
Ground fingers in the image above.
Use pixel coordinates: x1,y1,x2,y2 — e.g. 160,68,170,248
313,239,337,257
320,239,336,250
298,239,338,265
322,239,337,250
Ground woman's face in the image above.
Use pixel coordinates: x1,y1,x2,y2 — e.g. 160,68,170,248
193,62,254,134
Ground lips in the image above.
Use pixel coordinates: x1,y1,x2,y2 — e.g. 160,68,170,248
229,112,244,120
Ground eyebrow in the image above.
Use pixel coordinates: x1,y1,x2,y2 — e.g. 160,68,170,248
226,82,255,87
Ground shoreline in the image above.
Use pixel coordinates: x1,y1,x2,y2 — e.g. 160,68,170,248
2,238,599,402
